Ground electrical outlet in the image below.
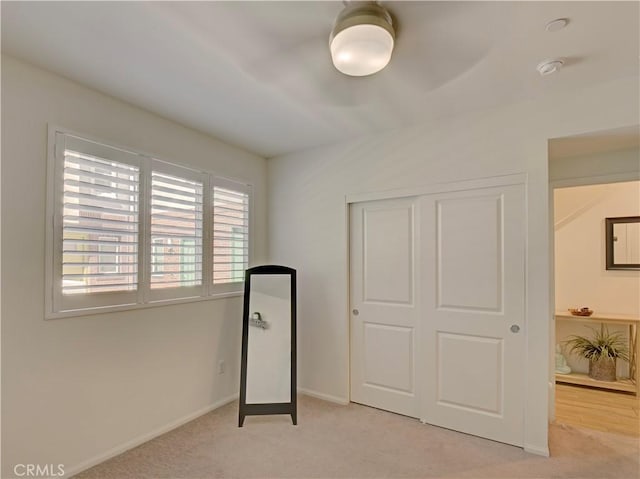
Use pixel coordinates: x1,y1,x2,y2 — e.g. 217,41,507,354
218,360,225,375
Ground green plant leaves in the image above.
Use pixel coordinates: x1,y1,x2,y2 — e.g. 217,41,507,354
564,326,630,362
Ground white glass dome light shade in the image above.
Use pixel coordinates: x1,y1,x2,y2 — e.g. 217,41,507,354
331,24,394,76
330,3,395,77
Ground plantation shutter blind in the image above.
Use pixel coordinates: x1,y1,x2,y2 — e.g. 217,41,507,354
212,183,249,285
61,150,140,295
48,129,252,317
149,167,204,295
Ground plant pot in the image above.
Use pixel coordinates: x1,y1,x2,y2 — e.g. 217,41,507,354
589,357,617,382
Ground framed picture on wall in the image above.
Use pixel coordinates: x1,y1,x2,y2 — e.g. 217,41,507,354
605,216,640,270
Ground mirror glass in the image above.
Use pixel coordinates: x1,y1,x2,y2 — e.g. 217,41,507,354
606,216,640,270
613,222,640,265
246,274,291,404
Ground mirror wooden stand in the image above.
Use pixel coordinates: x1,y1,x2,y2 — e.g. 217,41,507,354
239,265,297,427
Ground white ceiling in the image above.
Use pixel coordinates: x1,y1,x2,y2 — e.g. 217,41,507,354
2,1,639,158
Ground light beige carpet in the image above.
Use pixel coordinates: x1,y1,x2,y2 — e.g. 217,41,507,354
75,395,639,478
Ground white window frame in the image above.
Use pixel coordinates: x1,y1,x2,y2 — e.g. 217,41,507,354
48,131,142,314
45,125,252,319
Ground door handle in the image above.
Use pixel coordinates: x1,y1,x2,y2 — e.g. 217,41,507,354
352,309,359,316
510,324,520,333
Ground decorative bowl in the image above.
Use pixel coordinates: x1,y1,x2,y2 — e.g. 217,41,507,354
568,308,593,317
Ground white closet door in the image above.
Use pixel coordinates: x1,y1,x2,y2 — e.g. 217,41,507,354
350,198,420,418
420,184,525,446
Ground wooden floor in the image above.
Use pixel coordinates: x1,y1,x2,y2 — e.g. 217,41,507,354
555,383,640,436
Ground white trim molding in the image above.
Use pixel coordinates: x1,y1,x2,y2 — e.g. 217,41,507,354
524,442,550,457
346,173,527,204
550,171,640,190
298,387,350,406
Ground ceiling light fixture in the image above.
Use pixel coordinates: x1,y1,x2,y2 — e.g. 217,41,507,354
330,2,395,77
537,59,564,76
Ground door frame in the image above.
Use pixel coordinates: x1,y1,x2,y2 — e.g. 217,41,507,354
346,173,529,445
548,171,640,420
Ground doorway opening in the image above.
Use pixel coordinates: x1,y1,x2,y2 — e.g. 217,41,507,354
549,126,639,437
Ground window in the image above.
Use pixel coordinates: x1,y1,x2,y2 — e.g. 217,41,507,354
151,238,164,274
47,129,251,317
62,153,139,292
212,184,249,285
97,237,119,274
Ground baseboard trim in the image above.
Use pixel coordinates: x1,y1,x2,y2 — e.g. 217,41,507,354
298,387,349,405
63,393,238,478
524,443,550,457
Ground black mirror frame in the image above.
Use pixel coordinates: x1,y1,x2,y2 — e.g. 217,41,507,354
239,265,297,427
605,216,640,270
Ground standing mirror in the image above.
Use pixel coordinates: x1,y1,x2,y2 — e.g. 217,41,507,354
606,216,640,270
239,265,297,426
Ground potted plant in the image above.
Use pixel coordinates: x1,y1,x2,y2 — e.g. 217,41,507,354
565,325,630,382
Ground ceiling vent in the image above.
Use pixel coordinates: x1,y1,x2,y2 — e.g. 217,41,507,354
537,59,564,76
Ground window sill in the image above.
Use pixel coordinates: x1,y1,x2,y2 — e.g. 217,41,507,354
45,290,244,320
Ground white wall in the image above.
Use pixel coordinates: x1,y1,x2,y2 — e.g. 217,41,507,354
555,181,640,316
554,181,640,376
268,75,639,455
1,55,267,477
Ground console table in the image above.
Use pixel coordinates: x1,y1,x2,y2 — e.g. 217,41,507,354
555,312,639,395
